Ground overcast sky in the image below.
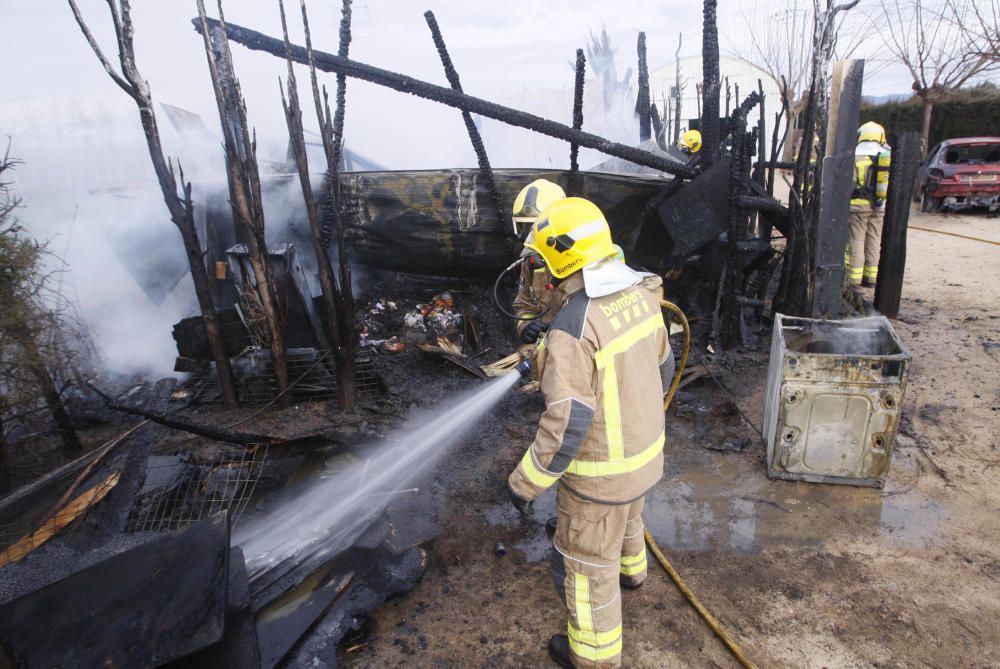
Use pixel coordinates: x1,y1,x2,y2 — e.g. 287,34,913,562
2,0,926,170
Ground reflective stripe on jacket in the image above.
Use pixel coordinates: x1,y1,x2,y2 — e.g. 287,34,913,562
851,140,891,207
508,272,672,504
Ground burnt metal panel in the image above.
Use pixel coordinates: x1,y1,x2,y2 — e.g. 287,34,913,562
763,314,910,488
335,169,666,276
0,513,230,668
637,158,730,270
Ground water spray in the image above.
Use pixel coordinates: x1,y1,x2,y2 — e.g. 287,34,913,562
235,371,522,580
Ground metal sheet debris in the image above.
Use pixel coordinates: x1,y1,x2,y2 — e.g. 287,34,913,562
763,314,911,487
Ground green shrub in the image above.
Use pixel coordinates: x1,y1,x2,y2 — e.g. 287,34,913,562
861,83,1000,148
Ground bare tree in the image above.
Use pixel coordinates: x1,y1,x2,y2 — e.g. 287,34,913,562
951,0,1000,64
774,0,861,318
277,0,357,410
877,0,996,153
729,0,873,158
301,0,358,410
67,0,239,408
195,0,292,407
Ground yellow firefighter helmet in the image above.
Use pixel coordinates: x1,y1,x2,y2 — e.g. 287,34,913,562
680,129,703,154
523,197,617,278
858,121,887,144
511,179,566,235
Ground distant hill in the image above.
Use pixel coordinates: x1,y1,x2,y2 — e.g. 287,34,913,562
862,93,912,105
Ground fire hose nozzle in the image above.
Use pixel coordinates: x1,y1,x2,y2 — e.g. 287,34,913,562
515,357,533,382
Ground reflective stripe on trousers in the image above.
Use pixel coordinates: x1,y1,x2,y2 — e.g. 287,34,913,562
552,487,646,667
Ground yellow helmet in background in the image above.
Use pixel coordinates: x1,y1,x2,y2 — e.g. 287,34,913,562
680,129,703,154
858,121,887,144
511,179,566,235
523,197,617,278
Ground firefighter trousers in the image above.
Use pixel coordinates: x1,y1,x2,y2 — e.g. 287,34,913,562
550,485,647,668
848,206,884,284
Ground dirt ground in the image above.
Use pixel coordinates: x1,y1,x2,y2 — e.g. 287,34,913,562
339,208,1000,669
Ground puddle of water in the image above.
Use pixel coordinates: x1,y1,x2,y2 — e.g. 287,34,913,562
484,488,556,563
879,496,946,547
645,449,947,553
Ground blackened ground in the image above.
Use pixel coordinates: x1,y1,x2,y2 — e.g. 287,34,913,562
4,212,999,668
337,213,1000,668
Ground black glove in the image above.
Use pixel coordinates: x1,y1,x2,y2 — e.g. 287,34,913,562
507,485,534,519
520,319,548,343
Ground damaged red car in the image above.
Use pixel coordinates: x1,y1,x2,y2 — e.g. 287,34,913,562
919,137,1000,213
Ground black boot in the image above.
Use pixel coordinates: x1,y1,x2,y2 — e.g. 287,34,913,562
548,634,574,668
620,574,644,590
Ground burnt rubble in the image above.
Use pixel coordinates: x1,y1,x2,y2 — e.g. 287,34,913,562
1,0,922,665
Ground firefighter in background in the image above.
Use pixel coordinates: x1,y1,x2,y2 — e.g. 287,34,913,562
507,198,675,668
849,121,891,287
511,179,567,342
679,128,702,155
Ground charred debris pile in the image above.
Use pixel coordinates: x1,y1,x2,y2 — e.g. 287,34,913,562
0,0,921,666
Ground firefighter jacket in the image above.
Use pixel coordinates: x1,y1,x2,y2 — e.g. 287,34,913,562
851,140,891,208
508,271,673,505
512,257,560,336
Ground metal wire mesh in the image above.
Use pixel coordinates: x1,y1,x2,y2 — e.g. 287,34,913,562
125,442,268,533
187,349,379,405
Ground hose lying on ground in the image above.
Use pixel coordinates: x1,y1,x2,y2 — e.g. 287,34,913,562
648,300,759,669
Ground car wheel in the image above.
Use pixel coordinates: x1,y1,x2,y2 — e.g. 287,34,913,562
920,193,941,213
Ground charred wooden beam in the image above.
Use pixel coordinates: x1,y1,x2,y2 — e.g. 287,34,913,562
874,131,921,318
191,17,696,178
739,195,787,217
197,1,291,406
813,59,864,319
718,92,762,349
89,383,354,447
650,103,663,149
753,79,766,187
277,1,341,366
569,48,586,192
424,11,511,250
701,0,721,166
636,32,651,142
299,0,358,410
329,0,352,202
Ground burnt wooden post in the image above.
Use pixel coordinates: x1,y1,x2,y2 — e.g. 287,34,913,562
300,0,358,410
424,11,511,248
197,1,292,406
718,92,761,349
636,32,651,142
701,0,721,166
874,131,921,318
811,59,864,319
569,48,586,194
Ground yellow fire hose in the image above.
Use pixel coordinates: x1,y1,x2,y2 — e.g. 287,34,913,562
651,300,759,669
